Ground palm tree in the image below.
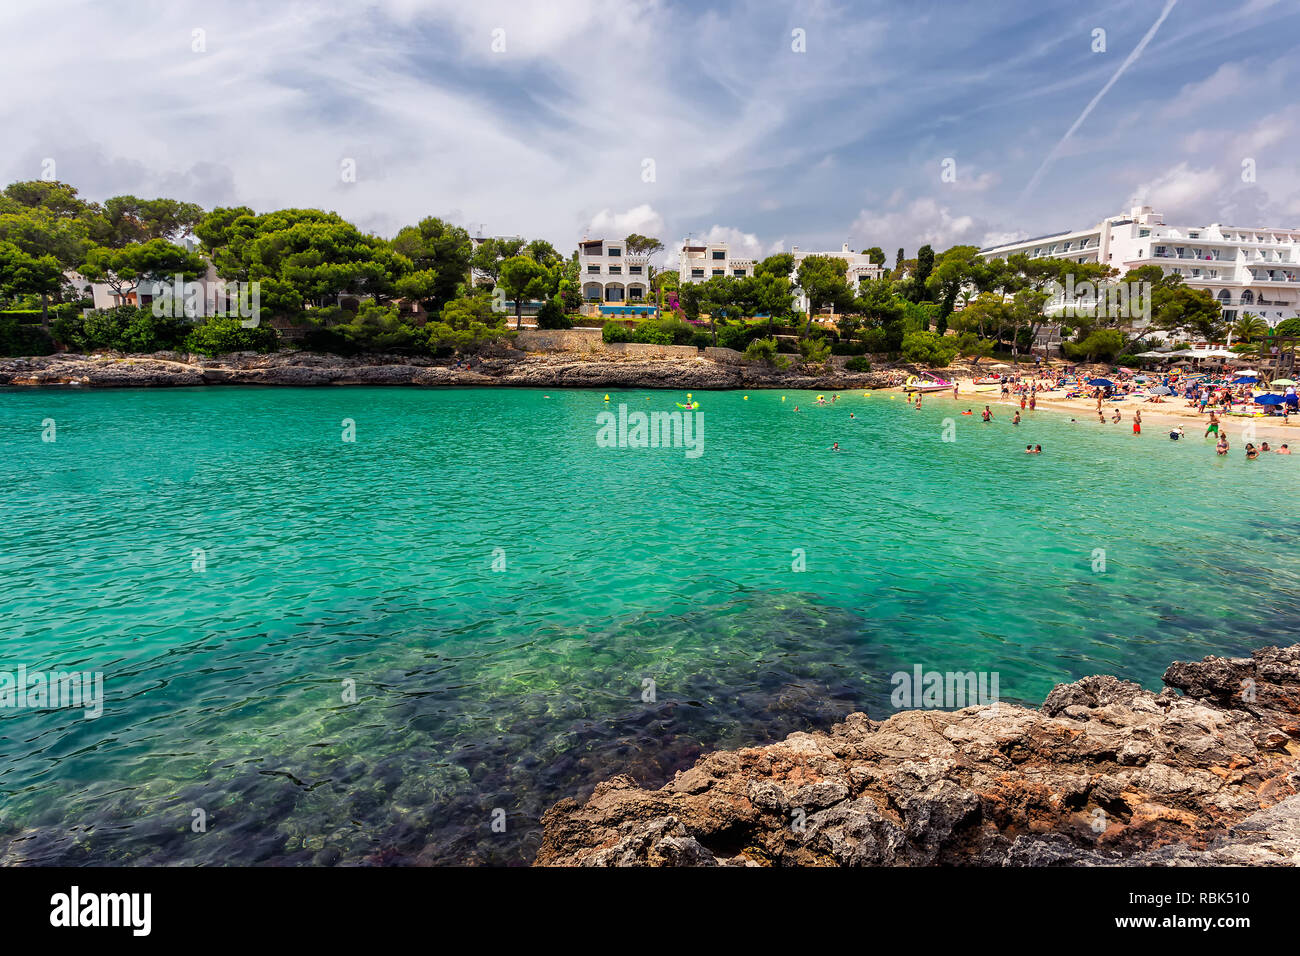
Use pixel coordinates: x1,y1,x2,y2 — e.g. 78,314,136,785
1233,313,1268,344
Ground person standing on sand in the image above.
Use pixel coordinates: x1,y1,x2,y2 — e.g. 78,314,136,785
1133,409,1141,435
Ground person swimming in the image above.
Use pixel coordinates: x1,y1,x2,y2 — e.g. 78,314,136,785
1024,444,1033,454
1033,444,1042,454
1012,411,1021,425
1169,425,1184,440
962,408,973,415
831,442,840,452
1278,444,1292,454
1245,443,1259,460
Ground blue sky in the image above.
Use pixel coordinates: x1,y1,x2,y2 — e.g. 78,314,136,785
1,0,1297,264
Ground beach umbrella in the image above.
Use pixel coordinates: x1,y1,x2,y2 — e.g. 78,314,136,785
1254,394,1286,405
1231,376,1259,384
1270,378,1296,386
1150,385,1173,395
1087,377,1113,386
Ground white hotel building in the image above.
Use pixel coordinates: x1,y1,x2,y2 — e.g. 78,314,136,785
980,205,1300,326
677,241,886,314
577,238,652,303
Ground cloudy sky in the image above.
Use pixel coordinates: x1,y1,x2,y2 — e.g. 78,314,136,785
2,0,1297,264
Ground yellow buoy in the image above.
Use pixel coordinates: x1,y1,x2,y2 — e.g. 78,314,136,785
781,396,786,402
743,395,748,400
603,394,610,402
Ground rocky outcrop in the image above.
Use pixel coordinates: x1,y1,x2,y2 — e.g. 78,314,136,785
535,646,1300,866
0,351,894,390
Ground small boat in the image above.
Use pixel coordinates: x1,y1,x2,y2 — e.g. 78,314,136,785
903,374,953,393
973,373,1005,385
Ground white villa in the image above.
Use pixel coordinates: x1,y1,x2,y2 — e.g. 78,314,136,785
577,238,652,304
980,205,1300,326
677,240,886,315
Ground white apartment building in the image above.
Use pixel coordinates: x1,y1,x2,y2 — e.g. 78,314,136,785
677,241,886,315
577,238,652,303
980,205,1300,326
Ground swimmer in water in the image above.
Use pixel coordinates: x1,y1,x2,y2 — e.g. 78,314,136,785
1245,443,1259,460
1033,444,1042,454
1169,425,1184,440
982,406,992,422
1278,444,1292,454
831,442,840,452
1217,433,1229,455
1024,444,1033,454
962,409,973,415
849,412,855,419
1012,411,1021,425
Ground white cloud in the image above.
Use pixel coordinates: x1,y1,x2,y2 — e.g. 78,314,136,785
585,205,665,240
1132,163,1224,214
851,198,983,251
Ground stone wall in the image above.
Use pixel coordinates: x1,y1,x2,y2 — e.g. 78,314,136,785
608,342,701,360
515,329,606,353
702,347,744,364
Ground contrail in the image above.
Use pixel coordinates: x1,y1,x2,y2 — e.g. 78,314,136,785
1020,0,1179,201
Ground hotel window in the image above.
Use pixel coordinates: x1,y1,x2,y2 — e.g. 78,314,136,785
712,250,725,260
691,268,704,278
1140,229,1150,237
607,247,621,256
712,269,724,276
587,265,600,273
733,269,746,277
628,265,642,274
1189,232,1199,239
608,266,621,274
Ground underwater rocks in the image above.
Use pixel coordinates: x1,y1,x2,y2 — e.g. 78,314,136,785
534,645,1300,866
0,352,892,391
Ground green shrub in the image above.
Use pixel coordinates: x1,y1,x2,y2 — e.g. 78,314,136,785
535,296,571,329
52,305,189,354
602,321,633,343
799,336,831,365
0,314,55,356
743,336,779,365
845,356,872,372
900,330,958,367
185,316,280,356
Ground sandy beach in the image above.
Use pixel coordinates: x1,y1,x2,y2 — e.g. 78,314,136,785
930,372,1300,445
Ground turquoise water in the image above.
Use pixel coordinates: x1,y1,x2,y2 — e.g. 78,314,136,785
1,386,1295,865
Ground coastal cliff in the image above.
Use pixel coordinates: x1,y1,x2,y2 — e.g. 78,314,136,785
0,351,894,390
535,646,1300,866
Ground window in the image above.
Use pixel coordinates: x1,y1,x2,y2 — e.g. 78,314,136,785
691,268,704,278
587,265,600,274
1140,229,1151,237
712,250,725,260
1189,231,1199,239
607,247,621,257
628,265,642,274
608,266,621,274
712,269,724,276
733,269,746,277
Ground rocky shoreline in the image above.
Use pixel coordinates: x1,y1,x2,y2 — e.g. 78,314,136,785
535,646,1300,866
0,351,893,391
